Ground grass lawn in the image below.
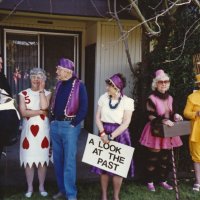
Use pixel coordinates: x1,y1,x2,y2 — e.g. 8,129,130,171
1,179,200,200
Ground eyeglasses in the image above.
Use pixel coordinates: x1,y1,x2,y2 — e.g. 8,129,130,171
157,80,170,84
106,79,118,90
30,75,43,80
56,66,72,73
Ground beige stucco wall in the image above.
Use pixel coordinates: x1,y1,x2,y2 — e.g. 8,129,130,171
95,21,142,100
92,20,142,133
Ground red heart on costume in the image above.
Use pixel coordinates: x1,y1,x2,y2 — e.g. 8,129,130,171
26,117,30,120
40,114,45,120
22,137,29,149
41,137,49,148
30,125,39,137
22,91,27,96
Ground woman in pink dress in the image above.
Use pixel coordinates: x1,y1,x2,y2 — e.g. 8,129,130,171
19,68,51,198
139,69,183,192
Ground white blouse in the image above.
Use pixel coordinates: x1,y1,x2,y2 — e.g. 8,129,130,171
99,92,134,124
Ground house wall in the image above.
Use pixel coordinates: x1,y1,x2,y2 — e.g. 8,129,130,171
85,22,97,46
95,21,141,97
93,21,142,133
0,13,142,132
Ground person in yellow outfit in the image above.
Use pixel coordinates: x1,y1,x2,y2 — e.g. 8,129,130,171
184,74,200,192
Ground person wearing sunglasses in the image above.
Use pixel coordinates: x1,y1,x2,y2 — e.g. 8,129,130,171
92,73,134,200
50,58,88,200
139,69,183,192
184,74,200,192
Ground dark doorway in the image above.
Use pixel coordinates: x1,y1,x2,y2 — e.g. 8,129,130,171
84,44,96,132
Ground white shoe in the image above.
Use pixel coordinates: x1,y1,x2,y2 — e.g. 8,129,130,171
193,183,200,191
40,191,48,197
25,191,33,198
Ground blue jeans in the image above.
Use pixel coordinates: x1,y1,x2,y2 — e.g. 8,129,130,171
50,120,81,199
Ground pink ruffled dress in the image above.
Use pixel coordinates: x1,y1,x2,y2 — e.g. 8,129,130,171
139,94,182,149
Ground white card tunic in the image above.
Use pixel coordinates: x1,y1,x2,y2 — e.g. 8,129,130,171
19,88,51,167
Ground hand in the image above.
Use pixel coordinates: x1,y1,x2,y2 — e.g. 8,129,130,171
174,114,183,122
196,111,200,117
101,134,109,144
40,109,48,116
163,119,174,127
39,80,45,92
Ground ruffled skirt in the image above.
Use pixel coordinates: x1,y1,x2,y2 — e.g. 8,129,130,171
140,122,183,149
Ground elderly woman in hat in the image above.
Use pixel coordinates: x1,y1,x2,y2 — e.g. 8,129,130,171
92,73,134,200
19,68,51,198
184,74,200,191
50,58,88,200
139,69,183,192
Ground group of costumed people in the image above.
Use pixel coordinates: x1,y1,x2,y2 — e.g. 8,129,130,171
93,68,200,199
1,55,200,200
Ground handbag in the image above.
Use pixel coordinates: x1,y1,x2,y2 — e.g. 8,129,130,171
151,120,190,138
0,91,20,146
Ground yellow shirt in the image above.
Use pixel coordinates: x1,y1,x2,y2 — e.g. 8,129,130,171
184,90,200,142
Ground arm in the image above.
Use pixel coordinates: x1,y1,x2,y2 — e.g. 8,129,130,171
71,83,88,126
96,105,104,134
110,110,133,139
183,97,197,120
100,110,133,143
38,80,51,110
19,95,46,118
147,98,174,126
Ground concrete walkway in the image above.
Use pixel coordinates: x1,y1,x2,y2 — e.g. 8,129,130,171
0,129,98,188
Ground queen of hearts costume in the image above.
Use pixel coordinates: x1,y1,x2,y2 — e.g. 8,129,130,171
19,88,51,167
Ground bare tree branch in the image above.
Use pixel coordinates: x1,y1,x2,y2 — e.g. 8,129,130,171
1,0,25,22
164,17,200,63
192,0,200,8
128,0,192,36
128,0,161,36
107,0,135,74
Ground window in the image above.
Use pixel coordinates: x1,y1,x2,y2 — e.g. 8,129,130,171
4,29,79,99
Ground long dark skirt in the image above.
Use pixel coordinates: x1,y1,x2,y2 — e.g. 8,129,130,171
91,122,134,177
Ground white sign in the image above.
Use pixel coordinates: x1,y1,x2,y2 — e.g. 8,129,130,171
82,133,135,178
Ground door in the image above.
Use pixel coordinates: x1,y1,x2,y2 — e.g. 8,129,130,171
84,43,96,132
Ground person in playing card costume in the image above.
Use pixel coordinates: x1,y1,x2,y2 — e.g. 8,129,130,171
19,68,51,198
